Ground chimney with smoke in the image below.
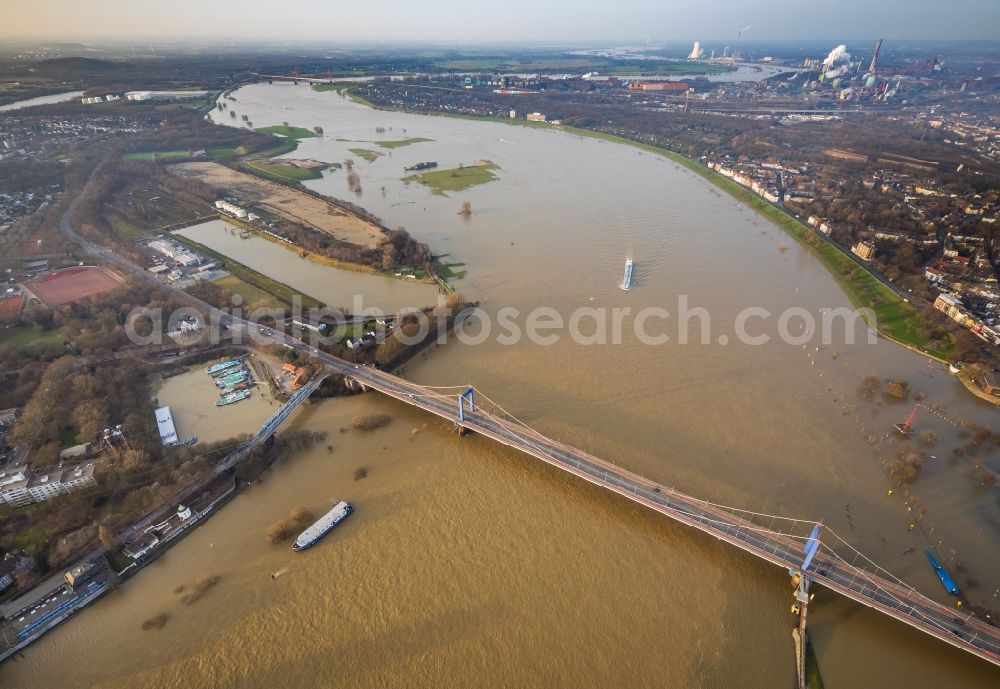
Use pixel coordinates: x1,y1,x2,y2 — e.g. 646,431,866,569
821,44,852,79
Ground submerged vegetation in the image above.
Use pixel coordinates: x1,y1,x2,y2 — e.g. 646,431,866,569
179,573,222,606
141,612,170,631
350,414,392,431
266,507,316,544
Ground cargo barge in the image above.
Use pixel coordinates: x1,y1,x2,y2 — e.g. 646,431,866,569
620,257,634,290
292,501,353,551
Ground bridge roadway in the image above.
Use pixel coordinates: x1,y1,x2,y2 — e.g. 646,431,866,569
307,359,1000,668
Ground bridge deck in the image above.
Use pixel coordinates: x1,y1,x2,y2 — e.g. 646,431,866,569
334,361,1000,668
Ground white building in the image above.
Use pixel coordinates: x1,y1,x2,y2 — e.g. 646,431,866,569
215,200,248,219
172,251,201,267
125,91,152,101
0,463,96,508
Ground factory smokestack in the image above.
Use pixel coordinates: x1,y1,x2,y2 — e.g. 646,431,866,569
869,38,883,74
821,44,852,79
688,41,704,60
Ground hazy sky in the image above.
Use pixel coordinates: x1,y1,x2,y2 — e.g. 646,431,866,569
2,0,998,43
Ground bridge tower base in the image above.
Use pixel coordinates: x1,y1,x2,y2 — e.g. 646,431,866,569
790,574,810,689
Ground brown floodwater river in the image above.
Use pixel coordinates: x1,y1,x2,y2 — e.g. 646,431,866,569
2,82,997,689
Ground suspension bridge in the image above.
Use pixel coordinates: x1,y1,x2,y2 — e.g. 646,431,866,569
323,358,1000,669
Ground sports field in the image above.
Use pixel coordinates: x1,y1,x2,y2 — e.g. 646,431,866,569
0,295,23,321
24,266,122,307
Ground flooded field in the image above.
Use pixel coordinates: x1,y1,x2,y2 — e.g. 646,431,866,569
175,219,441,314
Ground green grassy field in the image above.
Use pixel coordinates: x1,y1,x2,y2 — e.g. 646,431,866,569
403,162,498,194
243,161,324,181
0,325,64,348
123,147,237,161
375,137,434,149
248,138,300,158
348,148,383,162
312,82,362,93
212,274,282,309
255,125,319,139
438,262,467,280
123,150,189,161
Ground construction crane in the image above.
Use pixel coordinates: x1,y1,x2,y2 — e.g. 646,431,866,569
894,405,918,435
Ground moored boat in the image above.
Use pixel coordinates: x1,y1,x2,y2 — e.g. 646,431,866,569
220,380,256,395
216,369,250,388
925,549,961,596
292,501,353,551
216,389,252,407
206,359,241,376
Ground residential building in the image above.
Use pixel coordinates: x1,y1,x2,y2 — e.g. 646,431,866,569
851,241,876,261
0,463,96,507
64,560,101,588
925,266,944,283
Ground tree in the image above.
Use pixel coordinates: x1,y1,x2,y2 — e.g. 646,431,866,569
885,380,910,399
23,302,54,330
98,523,116,549
72,399,110,444
121,448,150,471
